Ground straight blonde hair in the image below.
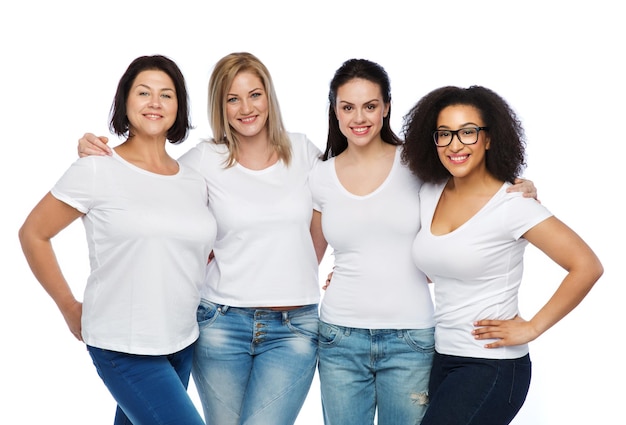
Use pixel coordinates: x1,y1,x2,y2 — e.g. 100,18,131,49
208,52,292,167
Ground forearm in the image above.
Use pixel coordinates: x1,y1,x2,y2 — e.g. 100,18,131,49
19,233,78,313
529,263,603,338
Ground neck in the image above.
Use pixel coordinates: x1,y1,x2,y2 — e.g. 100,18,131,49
341,138,395,163
114,136,177,175
447,170,501,195
236,130,277,169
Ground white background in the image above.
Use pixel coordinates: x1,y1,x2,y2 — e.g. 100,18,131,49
1,1,622,423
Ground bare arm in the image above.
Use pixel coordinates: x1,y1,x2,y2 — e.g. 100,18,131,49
473,216,603,348
78,133,112,157
18,193,86,341
310,210,327,265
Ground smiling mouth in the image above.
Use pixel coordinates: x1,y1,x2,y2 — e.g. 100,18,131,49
449,155,469,163
240,116,257,123
352,126,369,134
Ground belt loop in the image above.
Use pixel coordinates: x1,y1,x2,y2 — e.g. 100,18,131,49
221,305,230,315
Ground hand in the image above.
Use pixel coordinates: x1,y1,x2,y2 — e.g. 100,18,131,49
78,133,111,157
507,178,539,201
472,315,539,348
323,271,333,290
60,300,84,342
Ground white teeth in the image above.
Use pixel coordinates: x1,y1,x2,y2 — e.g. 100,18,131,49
241,117,255,123
353,127,368,133
450,155,468,161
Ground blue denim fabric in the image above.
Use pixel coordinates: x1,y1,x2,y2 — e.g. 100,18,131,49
87,344,204,425
192,301,319,425
318,321,435,425
421,352,531,425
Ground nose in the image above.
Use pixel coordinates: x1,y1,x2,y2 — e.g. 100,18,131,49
240,98,253,114
148,95,162,108
354,108,366,123
449,134,464,151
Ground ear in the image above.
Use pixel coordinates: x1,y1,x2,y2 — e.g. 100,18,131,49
383,103,390,118
485,135,491,150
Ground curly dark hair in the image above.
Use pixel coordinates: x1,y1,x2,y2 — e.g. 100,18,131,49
401,85,526,183
323,58,402,160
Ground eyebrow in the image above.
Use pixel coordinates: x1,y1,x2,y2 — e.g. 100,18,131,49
437,122,480,129
227,87,263,97
134,83,175,92
338,98,380,105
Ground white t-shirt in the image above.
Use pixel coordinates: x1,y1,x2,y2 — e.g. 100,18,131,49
52,152,216,355
413,181,553,359
178,132,321,307
310,146,435,329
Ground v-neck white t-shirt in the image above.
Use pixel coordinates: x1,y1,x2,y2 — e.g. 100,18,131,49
310,146,435,329
413,181,552,359
52,151,216,355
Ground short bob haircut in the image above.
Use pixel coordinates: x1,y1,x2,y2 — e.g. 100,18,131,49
323,58,402,160
401,85,526,184
109,55,192,144
207,52,291,167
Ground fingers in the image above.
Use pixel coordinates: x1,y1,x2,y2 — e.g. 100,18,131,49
78,133,112,157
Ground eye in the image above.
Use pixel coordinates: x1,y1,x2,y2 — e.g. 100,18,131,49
161,93,173,99
342,105,353,111
438,130,451,138
227,96,238,103
366,104,376,110
251,92,262,98
461,128,477,136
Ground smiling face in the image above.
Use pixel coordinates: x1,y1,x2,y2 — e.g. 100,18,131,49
126,70,177,139
335,78,389,149
225,71,269,142
436,104,491,179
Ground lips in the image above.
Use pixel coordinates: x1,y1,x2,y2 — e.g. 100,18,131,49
448,154,469,164
240,116,257,124
351,126,369,135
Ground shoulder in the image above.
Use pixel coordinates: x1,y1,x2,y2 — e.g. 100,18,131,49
286,132,322,166
287,132,321,153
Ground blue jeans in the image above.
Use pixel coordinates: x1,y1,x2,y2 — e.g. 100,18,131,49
318,322,435,425
87,344,204,425
421,352,532,425
192,301,319,425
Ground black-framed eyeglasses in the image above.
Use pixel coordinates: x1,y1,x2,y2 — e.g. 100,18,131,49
433,126,489,147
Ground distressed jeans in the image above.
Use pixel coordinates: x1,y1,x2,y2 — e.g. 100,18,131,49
192,301,319,425
318,322,435,425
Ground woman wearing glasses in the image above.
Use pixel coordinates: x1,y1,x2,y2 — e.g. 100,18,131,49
401,85,603,425
310,62,537,425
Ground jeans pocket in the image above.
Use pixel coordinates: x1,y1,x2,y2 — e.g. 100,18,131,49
286,310,319,343
402,327,435,353
318,321,343,348
196,300,221,329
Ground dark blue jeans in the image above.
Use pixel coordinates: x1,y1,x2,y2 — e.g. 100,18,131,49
87,344,205,425
421,351,531,425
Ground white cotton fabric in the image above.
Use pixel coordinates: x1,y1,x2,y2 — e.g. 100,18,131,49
413,181,553,359
52,151,216,355
310,146,435,329
179,133,321,307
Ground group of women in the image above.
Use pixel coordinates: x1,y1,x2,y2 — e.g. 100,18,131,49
19,51,602,425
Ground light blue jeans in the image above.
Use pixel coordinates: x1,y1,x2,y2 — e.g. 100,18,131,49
318,322,435,425
87,344,204,425
192,301,319,425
